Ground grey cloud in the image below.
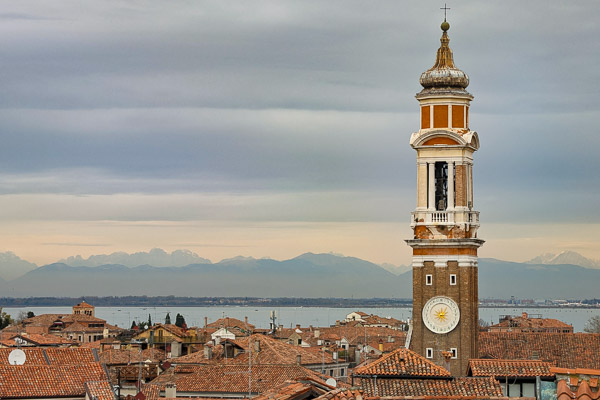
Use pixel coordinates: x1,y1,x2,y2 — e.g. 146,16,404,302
0,0,597,227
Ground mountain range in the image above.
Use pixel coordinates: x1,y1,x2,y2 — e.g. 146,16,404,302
0,249,599,299
526,251,600,269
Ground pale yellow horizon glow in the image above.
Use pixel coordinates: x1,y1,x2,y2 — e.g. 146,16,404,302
1,220,599,267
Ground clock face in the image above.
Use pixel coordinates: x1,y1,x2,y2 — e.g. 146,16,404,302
422,296,460,334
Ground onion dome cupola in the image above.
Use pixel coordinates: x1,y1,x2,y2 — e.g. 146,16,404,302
419,21,470,95
413,20,476,138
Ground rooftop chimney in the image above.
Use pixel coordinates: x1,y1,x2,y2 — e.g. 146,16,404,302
204,317,208,328
522,312,528,319
254,340,260,353
296,324,301,330
245,316,248,326
165,383,176,398
314,330,320,338
204,345,213,360
296,354,301,365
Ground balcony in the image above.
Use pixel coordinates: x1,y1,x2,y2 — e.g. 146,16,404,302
411,210,479,227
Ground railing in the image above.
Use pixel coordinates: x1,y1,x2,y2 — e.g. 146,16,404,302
411,210,479,226
468,211,480,224
431,212,448,223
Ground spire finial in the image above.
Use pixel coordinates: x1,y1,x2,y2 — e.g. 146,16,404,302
440,4,450,31
441,3,450,22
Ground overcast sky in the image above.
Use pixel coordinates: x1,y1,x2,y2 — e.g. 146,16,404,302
0,1,598,266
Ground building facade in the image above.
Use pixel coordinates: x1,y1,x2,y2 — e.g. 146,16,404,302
406,20,483,376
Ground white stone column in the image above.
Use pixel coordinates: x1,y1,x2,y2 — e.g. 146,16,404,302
428,162,435,210
417,161,428,209
447,162,454,210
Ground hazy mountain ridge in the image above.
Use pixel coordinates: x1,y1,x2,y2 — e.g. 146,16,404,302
57,248,211,268
380,262,411,275
525,251,600,269
5,253,410,298
0,251,37,281
2,249,600,299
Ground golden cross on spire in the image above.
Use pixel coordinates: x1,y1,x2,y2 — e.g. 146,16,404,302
441,3,450,21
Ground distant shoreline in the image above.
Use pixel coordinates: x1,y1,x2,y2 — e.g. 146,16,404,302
0,296,598,308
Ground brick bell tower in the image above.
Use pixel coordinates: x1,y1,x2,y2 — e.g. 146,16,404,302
406,19,483,377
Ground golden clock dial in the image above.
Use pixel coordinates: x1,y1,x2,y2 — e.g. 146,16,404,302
422,296,460,334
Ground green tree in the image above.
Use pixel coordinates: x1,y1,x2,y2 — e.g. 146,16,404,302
0,308,13,329
584,316,600,333
165,312,171,325
175,313,186,328
26,311,35,319
148,313,152,327
131,320,137,329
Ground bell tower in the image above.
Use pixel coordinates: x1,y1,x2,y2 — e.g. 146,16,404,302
406,20,483,377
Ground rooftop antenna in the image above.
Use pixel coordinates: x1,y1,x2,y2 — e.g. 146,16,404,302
269,311,277,333
441,3,450,21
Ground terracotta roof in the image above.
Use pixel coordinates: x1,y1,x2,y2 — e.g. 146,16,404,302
232,334,336,366
312,326,406,347
141,383,161,400
0,347,98,365
557,378,600,400
362,315,404,327
20,333,75,346
74,301,94,308
314,387,363,400
63,321,104,333
169,347,211,364
150,364,328,394
45,347,98,364
366,339,404,353
99,347,165,364
0,333,75,347
159,323,189,338
359,376,503,398
207,317,255,331
252,378,358,400
552,366,600,400
479,332,600,369
0,348,48,365
468,359,555,378
56,314,107,324
353,347,451,378
251,380,317,400
22,314,64,327
489,315,573,331
0,362,108,398
85,380,116,400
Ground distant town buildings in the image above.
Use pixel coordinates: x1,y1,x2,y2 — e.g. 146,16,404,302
486,312,574,333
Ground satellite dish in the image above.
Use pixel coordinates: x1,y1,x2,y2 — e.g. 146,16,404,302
325,378,337,388
8,349,26,365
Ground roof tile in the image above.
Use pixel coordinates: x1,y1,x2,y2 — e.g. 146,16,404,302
353,347,451,378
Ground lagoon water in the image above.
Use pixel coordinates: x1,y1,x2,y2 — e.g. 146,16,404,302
2,306,599,333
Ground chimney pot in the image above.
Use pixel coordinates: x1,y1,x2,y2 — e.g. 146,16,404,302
165,383,177,398
296,354,301,364
296,324,301,329
522,312,528,319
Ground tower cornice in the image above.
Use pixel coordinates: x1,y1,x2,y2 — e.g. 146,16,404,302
410,129,479,151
